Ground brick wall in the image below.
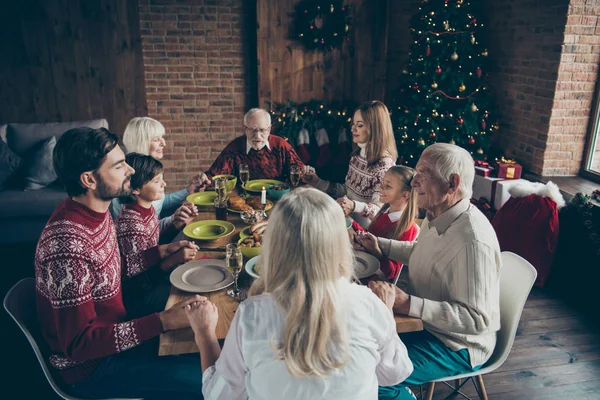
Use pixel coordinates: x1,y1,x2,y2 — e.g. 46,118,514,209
138,0,255,190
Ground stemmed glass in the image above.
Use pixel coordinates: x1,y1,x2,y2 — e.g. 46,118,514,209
290,165,302,188
239,164,250,198
226,243,245,300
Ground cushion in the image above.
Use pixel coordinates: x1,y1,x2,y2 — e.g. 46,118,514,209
0,140,23,190
5,119,109,156
21,136,58,190
0,185,68,218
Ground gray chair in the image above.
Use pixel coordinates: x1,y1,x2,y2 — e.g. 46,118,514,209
3,278,140,400
421,251,537,400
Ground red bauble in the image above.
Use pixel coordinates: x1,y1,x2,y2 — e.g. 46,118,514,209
430,132,436,138
482,120,487,129
468,137,476,145
414,85,420,89
457,117,464,124
471,18,477,24
476,67,482,78
310,25,314,29
426,46,431,56
435,67,442,74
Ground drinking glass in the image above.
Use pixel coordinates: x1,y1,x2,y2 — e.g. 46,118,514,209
226,243,245,299
290,165,301,188
239,164,250,198
214,199,228,221
215,178,228,203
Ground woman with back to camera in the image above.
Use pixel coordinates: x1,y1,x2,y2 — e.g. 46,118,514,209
185,187,415,400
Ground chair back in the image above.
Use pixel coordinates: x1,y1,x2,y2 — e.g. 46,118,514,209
485,252,537,369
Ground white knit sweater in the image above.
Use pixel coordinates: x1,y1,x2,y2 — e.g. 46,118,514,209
378,198,501,367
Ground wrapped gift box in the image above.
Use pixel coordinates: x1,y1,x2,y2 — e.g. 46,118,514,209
493,179,529,210
496,161,522,179
472,175,528,209
474,161,494,177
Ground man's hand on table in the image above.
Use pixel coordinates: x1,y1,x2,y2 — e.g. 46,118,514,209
187,172,212,194
368,281,411,315
186,299,219,344
159,295,206,331
172,201,198,230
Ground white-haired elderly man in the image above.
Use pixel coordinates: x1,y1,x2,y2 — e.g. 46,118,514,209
206,108,306,181
356,143,501,400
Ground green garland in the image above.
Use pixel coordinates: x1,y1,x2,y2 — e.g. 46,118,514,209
294,0,351,51
569,192,600,257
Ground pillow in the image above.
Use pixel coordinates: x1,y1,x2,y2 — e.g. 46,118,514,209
0,140,23,190
22,136,58,190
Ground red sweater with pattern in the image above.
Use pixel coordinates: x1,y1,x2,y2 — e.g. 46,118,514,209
116,203,161,291
353,214,419,280
35,198,164,384
206,134,304,181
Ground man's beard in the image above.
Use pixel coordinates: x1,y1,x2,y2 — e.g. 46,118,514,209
96,177,132,201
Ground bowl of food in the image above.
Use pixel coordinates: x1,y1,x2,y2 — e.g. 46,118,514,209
267,184,290,200
238,220,268,258
240,209,264,225
212,174,237,193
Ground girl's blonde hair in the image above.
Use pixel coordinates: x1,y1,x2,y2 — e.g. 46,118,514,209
375,166,418,240
248,187,353,378
353,101,398,166
122,117,165,155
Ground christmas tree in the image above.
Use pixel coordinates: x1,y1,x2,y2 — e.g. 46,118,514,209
392,0,498,166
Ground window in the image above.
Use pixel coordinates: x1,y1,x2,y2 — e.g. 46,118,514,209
584,91,600,182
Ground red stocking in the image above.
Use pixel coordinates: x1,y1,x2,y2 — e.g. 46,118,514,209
315,128,331,168
296,128,311,165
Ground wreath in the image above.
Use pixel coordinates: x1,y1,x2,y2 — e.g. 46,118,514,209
294,0,351,51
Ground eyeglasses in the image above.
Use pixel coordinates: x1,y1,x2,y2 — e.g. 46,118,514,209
244,125,270,135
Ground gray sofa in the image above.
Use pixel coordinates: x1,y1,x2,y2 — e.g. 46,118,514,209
0,119,109,244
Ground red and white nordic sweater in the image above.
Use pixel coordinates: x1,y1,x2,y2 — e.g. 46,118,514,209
35,198,163,384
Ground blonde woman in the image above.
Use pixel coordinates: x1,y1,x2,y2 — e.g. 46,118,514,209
304,101,398,228
110,117,210,225
186,188,414,400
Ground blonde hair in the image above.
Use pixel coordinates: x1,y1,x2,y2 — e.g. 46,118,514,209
353,101,398,166
122,117,165,155
249,187,353,378
375,166,419,240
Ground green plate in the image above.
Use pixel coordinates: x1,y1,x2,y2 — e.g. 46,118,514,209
243,179,285,193
227,200,273,213
240,226,252,239
183,220,235,240
186,192,218,207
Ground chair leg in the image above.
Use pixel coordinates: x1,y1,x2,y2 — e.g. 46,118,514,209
454,379,461,390
425,382,435,400
475,375,489,400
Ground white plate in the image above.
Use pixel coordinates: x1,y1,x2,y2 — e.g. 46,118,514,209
245,255,261,279
170,259,234,293
353,251,380,279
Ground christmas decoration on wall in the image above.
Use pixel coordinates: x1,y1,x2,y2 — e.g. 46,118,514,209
294,0,352,51
391,0,500,166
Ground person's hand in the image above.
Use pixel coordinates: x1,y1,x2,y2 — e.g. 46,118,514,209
159,240,198,259
368,281,396,312
159,295,206,331
348,229,366,251
302,170,320,186
160,243,199,271
336,196,355,217
356,231,383,258
186,298,219,340
172,202,198,230
187,172,211,194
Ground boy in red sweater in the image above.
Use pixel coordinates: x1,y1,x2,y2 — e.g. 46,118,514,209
117,153,199,318
35,127,205,399
207,108,305,181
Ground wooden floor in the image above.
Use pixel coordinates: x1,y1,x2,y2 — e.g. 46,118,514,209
414,288,600,400
3,244,600,399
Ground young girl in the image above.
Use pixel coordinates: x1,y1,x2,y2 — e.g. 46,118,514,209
304,101,397,228
352,166,419,282
116,153,199,317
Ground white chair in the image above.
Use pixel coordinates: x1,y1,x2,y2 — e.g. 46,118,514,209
3,278,139,400
421,251,537,400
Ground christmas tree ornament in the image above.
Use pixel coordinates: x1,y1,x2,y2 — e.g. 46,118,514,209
426,46,431,56
431,81,438,89
444,21,450,30
432,110,439,117
417,138,426,146
449,139,456,145
477,148,484,154
315,15,324,29
451,52,458,61
481,120,487,130
459,83,466,92
435,66,442,74
481,49,488,57
457,117,464,124
476,66,482,78
471,103,478,112
430,132,436,138
402,69,409,74
468,137,475,145
471,35,476,44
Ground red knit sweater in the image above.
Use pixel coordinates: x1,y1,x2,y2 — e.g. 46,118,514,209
353,214,419,280
206,134,304,181
35,198,163,384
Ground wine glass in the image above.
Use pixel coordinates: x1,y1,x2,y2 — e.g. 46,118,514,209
290,165,301,188
226,243,245,300
239,164,250,198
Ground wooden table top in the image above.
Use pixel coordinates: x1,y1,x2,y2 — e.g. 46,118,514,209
159,203,423,356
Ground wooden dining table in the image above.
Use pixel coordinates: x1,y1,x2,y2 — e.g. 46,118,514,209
159,196,423,356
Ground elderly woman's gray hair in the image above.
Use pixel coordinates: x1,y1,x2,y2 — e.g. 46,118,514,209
421,143,474,200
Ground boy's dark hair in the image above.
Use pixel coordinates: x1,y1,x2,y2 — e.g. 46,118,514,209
124,153,164,200
53,127,119,197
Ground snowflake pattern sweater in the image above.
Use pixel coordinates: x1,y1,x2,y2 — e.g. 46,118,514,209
35,198,164,384
206,134,304,181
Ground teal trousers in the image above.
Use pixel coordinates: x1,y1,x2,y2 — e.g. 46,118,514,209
379,330,481,400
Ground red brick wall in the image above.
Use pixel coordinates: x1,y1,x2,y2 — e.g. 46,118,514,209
138,0,255,190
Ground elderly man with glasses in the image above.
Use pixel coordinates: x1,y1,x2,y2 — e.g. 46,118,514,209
206,108,306,181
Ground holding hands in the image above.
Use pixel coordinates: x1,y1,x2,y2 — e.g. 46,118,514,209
368,281,411,315
336,196,355,217
159,295,207,331
187,172,212,194
173,201,198,230
354,231,383,258
186,298,219,341
159,240,199,271
302,166,319,186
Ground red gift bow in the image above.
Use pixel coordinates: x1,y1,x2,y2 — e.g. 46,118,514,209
474,160,490,168
499,156,517,166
